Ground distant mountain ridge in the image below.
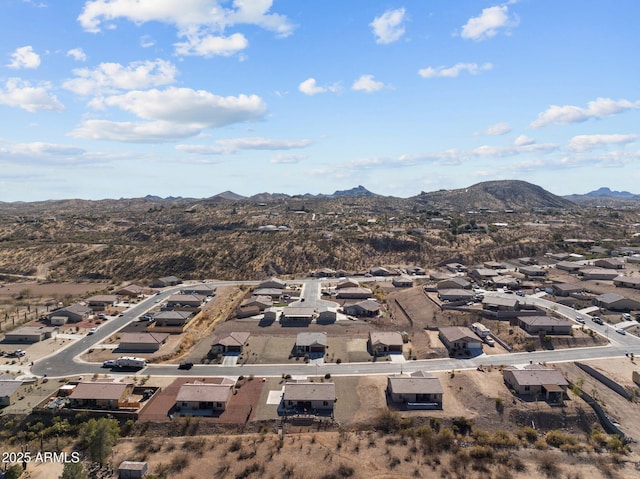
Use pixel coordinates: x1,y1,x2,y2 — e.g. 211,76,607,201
584,187,639,199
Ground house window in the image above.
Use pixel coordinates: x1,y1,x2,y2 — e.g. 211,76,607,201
323,401,328,406
524,386,530,391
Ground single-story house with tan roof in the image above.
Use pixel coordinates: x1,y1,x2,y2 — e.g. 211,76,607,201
295,332,327,355
482,296,520,312
437,289,475,302
336,287,372,299
392,276,414,287
151,311,192,328
281,307,316,322
118,332,169,352
241,295,273,310
555,261,582,272
593,293,640,312
115,284,146,297
282,381,336,416
86,295,119,311
210,332,250,355
258,277,287,289
252,288,284,299
335,278,360,289
579,268,620,281
68,382,134,410
387,371,443,409
437,278,471,290
518,316,573,335
551,283,583,296
613,276,640,290
4,326,57,343
176,381,234,414
151,276,182,287
166,294,205,308
47,303,91,324
438,327,483,357
0,380,24,407
518,265,546,278
594,258,625,270
503,366,568,402
343,299,380,317
117,461,148,479
180,284,216,296
369,331,403,356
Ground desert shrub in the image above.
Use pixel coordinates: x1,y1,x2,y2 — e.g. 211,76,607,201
468,445,494,460
516,426,538,443
544,430,577,448
607,435,627,454
537,453,561,477
452,416,473,435
228,437,242,452
374,408,401,434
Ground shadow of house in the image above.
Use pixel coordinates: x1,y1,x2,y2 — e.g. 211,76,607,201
260,308,278,327
386,372,443,410
502,366,568,404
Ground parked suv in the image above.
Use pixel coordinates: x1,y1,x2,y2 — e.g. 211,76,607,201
592,316,604,325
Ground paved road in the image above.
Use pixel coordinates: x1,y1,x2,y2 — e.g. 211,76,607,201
31,282,640,379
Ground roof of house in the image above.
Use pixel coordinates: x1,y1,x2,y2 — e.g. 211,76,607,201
86,295,119,303
346,299,381,312
553,283,583,292
614,276,640,285
579,268,619,276
504,367,568,387
166,294,205,303
52,303,91,316
438,326,479,343
472,268,499,277
438,288,475,298
153,311,192,320
159,276,181,283
253,288,284,296
212,332,250,347
518,316,573,327
283,382,336,402
369,331,403,347
296,332,328,347
437,277,471,288
69,382,131,401
181,284,216,294
116,284,145,294
118,462,147,472
258,277,286,288
282,307,316,317
387,375,443,395
176,383,233,403
555,261,581,269
595,293,626,304
119,332,169,345
0,380,22,397
336,278,360,288
337,287,372,296
6,326,57,336
482,296,519,308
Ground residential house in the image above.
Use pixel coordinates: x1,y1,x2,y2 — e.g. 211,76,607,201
151,311,192,328
369,331,403,356
579,268,620,281
336,287,372,299
437,278,471,290
470,268,499,282
445,263,467,273
386,372,443,409
86,295,119,311
593,293,640,312
438,327,483,357
519,265,546,278
180,284,216,296
118,332,169,352
555,261,582,273
406,266,426,275
175,381,234,415
594,258,625,270
546,252,571,261
115,284,146,297
47,303,91,324
281,307,316,322
151,276,182,287
0,380,23,407
317,307,338,323
490,276,520,290
315,268,336,277
258,277,287,289
166,294,205,309
483,261,506,269
482,296,520,312
281,381,336,416
295,332,328,355
4,326,57,343
551,283,583,297
241,295,273,311
502,366,568,402
118,461,148,479
613,276,640,290
437,289,475,302
343,300,380,317
392,276,414,287
210,332,250,355
252,288,283,299
335,278,360,289
68,382,135,410
370,266,392,276
236,305,261,319
518,257,538,265
518,316,573,335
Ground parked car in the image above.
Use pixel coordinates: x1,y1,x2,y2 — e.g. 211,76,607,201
9,349,26,357
102,360,116,368
616,328,626,335
515,291,525,297
484,337,495,347
576,316,586,324
622,313,632,321
592,316,604,325
178,362,194,370
87,328,97,335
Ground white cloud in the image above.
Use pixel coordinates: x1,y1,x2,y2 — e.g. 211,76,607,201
418,62,493,78
567,134,638,152
352,75,385,93
298,78,340,96
177,137,312,155
370,7,406,44
514,134,535,146
175,32,248,57
530,98,640,128
270,154,306,164
78,0,295,57
8,46,41,69
67,48,87,61
62,59,178,95
1,142,85,157
71,87,267,142
460,5,518,41
481,122,511,136
69,119,204,143
0,78,64,112
140,35,155,48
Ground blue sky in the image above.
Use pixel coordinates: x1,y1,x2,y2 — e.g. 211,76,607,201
0,0,639,201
